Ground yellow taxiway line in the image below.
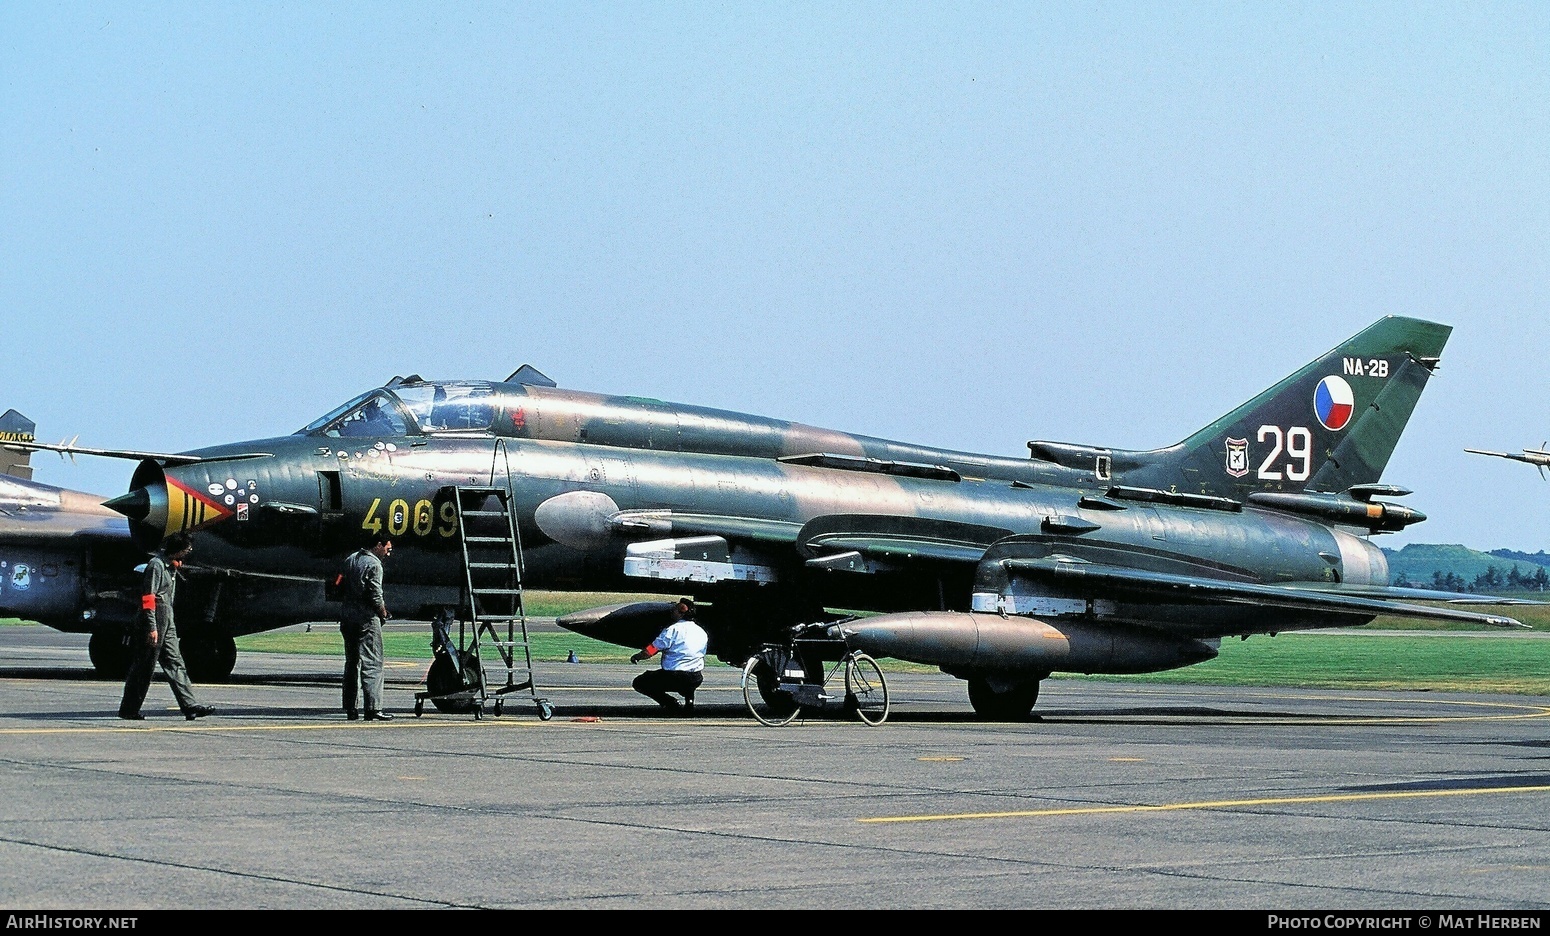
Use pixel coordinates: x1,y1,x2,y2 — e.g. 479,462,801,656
859,784,1550,824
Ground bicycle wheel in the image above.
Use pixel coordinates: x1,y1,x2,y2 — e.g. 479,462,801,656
844,652,889,726
742,655,800,727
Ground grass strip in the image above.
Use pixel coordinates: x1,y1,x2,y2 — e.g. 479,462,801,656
236,629,635,664
1069,631,1550,695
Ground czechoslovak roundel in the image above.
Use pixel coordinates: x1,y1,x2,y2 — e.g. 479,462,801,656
1314,375,1354,431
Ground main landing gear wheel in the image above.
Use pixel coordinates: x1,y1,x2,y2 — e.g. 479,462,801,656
843,652,890,726
425,649,481,714
184,634,238,683
967,676,1041,721
742,656,799,727
88,628,131,681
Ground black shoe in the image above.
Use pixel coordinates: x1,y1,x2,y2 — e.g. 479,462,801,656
184,705,215,721
345,710,359,721
364,710,394,721
118,710,144,721
681,698,694,715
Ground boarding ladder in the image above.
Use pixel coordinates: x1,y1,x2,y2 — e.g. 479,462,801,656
414,486,553,720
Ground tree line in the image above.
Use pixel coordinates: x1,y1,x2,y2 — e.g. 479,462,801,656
1393,564,1550,592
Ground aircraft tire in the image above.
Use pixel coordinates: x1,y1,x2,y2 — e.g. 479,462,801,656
966,677,1040,721
426,650,480,714
88,628,131,681
184,634,238,683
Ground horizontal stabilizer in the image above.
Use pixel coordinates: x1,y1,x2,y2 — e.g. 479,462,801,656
1466,448,1550,469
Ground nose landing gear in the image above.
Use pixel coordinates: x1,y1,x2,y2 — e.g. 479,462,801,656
183,633,238,683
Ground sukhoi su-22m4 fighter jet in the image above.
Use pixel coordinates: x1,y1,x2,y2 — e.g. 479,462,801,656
9,318,1528,719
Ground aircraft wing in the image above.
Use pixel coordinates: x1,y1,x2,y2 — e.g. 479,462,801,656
1286,582,1543,606
1002,556,1529,628
1,439,269,465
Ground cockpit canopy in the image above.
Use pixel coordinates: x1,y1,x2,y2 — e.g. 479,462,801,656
299,382,500,438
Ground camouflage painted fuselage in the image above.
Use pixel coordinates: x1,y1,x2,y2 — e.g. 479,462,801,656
148,391,1386,657
106,317,1480,676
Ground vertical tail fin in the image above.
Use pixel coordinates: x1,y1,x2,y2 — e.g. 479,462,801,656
0,410,37,480
1124,317,1451,498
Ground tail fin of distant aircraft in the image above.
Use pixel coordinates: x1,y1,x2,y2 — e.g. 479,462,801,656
1120,317,1451,498
0,410,37,480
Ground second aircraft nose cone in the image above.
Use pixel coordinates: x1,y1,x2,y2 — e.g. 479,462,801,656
103,489,150,521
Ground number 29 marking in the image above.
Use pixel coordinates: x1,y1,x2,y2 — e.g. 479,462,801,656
1256,425,1312,481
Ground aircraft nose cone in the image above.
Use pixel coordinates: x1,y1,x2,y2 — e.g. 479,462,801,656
104,477,170,551
103,488,150,521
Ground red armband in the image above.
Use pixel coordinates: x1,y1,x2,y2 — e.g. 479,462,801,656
141,594,156,611
641,645,659,658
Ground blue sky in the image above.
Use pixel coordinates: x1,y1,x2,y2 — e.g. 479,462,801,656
2,3,1546,548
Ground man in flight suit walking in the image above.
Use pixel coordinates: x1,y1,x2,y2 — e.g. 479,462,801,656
119,533,216,721
341,532,393,721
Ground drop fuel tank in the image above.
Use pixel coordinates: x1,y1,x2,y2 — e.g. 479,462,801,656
835,611,1219,676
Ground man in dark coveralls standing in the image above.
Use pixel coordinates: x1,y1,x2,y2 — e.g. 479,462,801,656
341,532,393,721
119,533,216,721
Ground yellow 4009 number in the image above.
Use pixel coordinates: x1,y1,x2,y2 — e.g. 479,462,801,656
360,497,459,538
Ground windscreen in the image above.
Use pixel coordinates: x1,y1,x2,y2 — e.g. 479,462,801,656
299,390,413,438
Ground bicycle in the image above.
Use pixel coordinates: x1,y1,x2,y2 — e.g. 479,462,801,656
741,626,889,726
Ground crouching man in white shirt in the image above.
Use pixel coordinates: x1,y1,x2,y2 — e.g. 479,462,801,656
630,597,707,715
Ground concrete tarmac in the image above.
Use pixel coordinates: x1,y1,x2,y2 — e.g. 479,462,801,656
1,624,1549,910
